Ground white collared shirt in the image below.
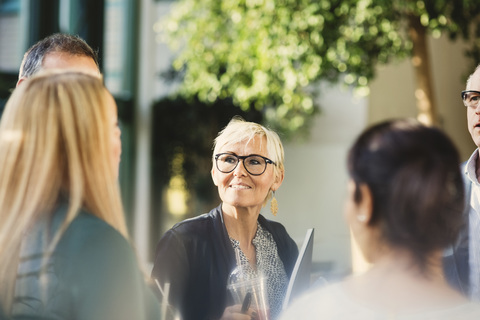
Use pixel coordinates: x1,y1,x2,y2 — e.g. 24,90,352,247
464,149,480,300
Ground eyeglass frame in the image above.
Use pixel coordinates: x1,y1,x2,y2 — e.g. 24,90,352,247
461,90,480,108
214,153,276,176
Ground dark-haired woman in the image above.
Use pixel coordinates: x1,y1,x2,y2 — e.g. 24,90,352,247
280,119,480,319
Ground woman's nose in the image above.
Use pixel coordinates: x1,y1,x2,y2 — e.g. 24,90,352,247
233,159,248,176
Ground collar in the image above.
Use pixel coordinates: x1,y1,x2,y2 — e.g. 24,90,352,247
465,149,480,186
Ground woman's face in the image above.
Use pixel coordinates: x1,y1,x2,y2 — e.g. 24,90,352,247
105,91,121,178
212,135,282,213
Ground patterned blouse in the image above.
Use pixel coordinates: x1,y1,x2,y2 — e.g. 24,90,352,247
229,222,289,319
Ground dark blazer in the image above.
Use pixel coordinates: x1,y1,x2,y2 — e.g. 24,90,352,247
443,162,471,296
151,204,299,320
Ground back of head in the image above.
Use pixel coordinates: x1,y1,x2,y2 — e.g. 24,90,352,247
0,70,125,312
19,33,99,79
347,119,464,266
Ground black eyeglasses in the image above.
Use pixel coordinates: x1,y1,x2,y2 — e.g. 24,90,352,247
215,153,276,176
461,90,480,108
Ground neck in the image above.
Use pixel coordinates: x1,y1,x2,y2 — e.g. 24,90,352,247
369,249,443,280
222,205,258,242
222,204,259,265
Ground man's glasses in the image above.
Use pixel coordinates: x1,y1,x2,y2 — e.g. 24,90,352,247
215,153,276,176
462,90,480,108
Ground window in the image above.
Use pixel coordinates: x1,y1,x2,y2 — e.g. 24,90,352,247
0,0,20,14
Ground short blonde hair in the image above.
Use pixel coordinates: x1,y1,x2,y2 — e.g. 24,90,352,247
0,70,126,312
213,116,285,201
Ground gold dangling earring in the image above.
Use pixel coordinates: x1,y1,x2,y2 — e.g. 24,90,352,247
271,191,278,216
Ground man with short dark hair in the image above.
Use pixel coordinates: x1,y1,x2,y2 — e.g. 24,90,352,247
17,33,100,86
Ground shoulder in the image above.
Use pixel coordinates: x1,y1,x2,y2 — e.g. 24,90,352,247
55,210,145,300
69,210,119,234
258,214,289,233
55,209,136,271
151,205,226,279
166,205,221,237
280,282,351,319
153,206,225,260
60,209,129,250
438,303,480,320
171,212,215,233
299,282,345,302
453,302,480,319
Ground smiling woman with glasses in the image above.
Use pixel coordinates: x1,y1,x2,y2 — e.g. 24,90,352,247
152,116,298,320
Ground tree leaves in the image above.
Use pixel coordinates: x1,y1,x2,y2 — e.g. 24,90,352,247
156,0,480,136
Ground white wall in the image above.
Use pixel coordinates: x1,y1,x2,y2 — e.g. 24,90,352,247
270,83,368,281
368,35,474,161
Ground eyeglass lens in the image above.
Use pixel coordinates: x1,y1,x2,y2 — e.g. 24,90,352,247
216,154,268,175
463,91,480,108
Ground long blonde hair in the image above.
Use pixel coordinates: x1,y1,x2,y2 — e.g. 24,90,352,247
0,70,128,312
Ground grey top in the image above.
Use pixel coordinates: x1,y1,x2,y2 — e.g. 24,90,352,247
229,222,289,319
280,282,480,320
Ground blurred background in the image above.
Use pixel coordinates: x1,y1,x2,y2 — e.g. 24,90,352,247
0,0,478,282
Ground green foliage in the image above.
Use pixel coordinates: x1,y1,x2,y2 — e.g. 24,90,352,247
156,0,480,136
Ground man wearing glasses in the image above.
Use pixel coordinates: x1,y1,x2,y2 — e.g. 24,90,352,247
445,65,480,301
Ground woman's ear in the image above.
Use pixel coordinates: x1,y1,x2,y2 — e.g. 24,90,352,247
211,167,218,186
356,184,373,224
347,182,378,264
271,169,284,191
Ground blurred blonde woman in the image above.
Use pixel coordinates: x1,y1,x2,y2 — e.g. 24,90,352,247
0,70,161,320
